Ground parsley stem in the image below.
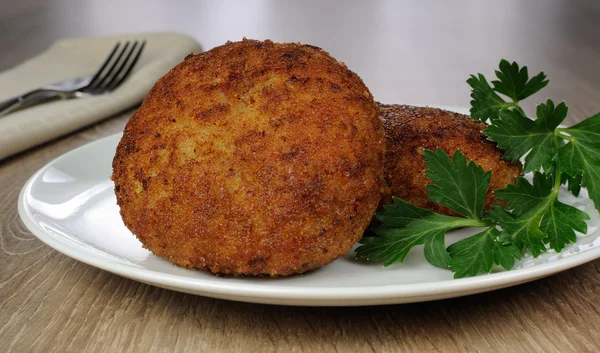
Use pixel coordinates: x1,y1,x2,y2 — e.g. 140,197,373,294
514,105,526,116
556,131,574,141
552,132,563,192
448,218,490,229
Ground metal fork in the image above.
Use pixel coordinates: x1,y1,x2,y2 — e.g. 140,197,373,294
0,40,146,117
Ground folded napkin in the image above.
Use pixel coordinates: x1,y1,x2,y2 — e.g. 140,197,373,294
0,32,202,161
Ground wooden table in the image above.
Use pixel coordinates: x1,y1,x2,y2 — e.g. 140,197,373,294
2,1,600,352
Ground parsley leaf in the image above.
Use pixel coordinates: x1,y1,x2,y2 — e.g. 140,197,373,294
560,112,600,143
468,74,511,122
484,100,567,173
493,172,589,253
485,205,547,257
448,227,520,278
468,60,548,123
493,238,522,271
540,199,589,252
536,99,568,131
558,113,600,210
492,59,549,102
423,231,452,268
424,149,492,219
494,172,553,216
562,172,582,197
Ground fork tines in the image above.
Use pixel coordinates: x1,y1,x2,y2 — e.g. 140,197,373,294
85,40,146,94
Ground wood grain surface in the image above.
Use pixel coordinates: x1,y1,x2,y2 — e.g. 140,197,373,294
2,1,600,352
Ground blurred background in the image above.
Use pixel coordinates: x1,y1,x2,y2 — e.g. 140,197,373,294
2,3,600,352
2,0,599,114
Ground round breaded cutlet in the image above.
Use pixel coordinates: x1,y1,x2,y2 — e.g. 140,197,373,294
112,39,385,276
379,104,522,216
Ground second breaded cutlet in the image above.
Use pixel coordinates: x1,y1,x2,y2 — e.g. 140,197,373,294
379,104,522,216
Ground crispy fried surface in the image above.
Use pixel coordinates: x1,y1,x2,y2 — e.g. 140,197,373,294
379,104,522,216
112,39,385,276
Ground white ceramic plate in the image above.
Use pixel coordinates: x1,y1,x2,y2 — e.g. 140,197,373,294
18,108,600,306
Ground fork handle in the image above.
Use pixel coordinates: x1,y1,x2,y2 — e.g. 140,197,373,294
0,89,60,117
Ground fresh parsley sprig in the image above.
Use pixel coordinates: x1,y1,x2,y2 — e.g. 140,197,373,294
356,149,522,278
356,60,600,278
468,59,548,123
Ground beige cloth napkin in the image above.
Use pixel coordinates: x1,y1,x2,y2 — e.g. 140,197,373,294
0,32,202,160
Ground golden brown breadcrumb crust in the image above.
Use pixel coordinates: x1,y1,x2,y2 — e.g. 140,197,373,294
379,104,522,216
112,39,385,276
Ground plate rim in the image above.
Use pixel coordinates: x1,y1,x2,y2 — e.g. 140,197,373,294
17,111,600,306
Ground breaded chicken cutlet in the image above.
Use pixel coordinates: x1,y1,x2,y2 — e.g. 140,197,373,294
112,39,385,276
379,104,522,216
